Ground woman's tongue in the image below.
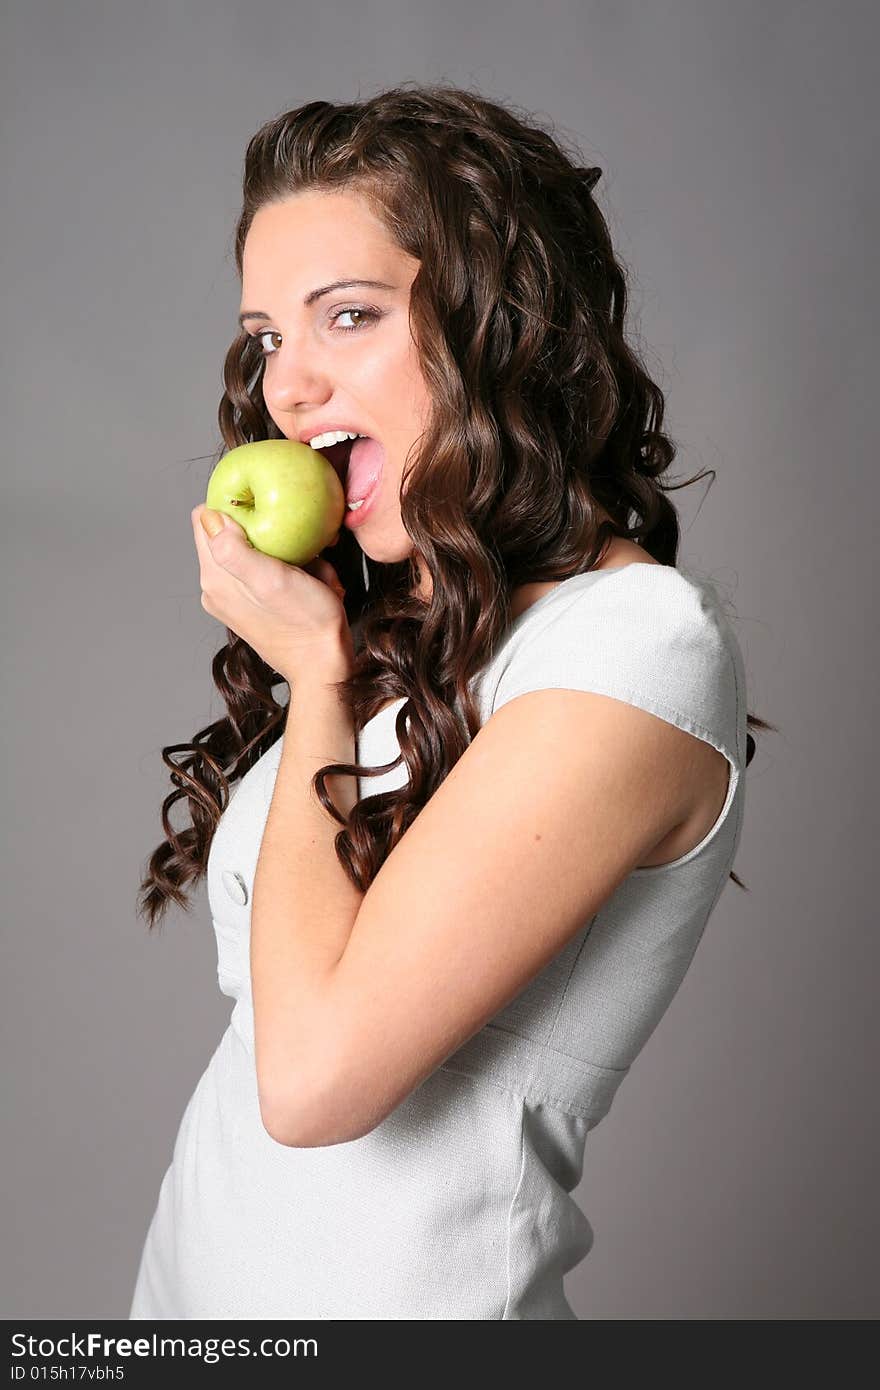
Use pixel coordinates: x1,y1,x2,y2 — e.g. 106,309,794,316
346,436,384,503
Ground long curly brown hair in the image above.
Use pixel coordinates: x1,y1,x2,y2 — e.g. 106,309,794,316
138,81,774,929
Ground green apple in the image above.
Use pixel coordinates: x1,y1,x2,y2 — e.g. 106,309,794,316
205,439,345,565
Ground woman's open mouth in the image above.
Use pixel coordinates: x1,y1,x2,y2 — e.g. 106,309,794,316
316,435,385,515
309,433,385,532
319,436,358,483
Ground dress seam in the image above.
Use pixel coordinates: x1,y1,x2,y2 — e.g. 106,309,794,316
546,916,597,1050
501,1102,527,1320
438,1064,607,1121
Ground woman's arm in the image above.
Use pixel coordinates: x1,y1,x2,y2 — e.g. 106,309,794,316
250,636,365,1142
253,681,707,1150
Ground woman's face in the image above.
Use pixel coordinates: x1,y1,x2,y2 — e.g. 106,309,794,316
239,188,432,578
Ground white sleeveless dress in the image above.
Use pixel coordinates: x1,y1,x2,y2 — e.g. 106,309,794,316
128,562,747,1319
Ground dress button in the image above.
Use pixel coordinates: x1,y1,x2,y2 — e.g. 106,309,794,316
221,869,249,906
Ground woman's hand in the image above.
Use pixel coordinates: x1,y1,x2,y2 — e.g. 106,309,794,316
191,504,353,684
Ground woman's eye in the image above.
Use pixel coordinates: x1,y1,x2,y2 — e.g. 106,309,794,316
253,329,281,356
330,306,381,332
249,308,380,356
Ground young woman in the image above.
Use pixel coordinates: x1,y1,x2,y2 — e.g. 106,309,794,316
129,83,770,1320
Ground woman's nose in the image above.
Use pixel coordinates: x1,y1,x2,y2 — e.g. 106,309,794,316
263,334,331,410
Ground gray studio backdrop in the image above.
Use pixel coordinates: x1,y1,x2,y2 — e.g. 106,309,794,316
3,0,876,1319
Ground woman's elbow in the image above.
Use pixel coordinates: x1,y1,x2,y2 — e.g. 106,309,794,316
256,1069,370,1148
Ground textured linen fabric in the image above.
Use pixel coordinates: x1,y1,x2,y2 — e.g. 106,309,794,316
129,562,747,1320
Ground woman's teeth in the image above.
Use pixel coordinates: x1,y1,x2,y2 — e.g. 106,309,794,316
307,429,367,449
346,498,365,511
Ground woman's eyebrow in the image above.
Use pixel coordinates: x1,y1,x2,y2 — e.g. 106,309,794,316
238,279,396,326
